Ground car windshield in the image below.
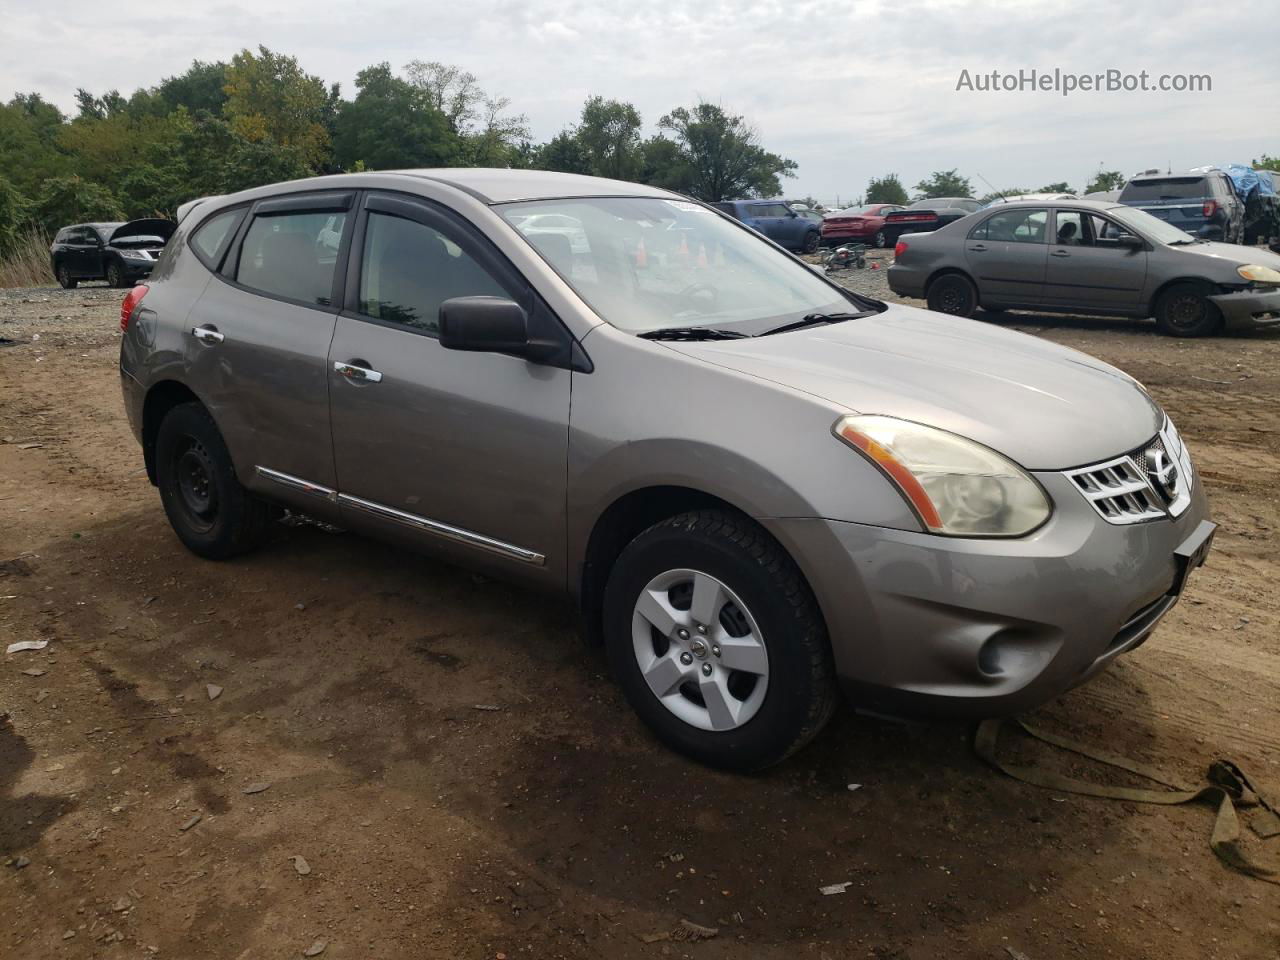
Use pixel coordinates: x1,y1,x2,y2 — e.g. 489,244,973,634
498,196,865,336
1107,205,1204,245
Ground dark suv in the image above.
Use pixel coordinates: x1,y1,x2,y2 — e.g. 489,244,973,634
711,200,820,253
1118,172,1244,243
50,219,175,288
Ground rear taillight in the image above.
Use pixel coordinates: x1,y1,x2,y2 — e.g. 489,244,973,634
894,241,909,258
120,284,149,332
1203,200,1218,217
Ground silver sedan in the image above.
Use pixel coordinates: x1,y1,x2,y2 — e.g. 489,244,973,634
888,199,1280,336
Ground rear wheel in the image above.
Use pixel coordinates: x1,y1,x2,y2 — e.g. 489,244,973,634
926,273,978,317
873,230,887,248
603,510,837,771
1154,283,1223,337
802,231,820,254
56,263,76,289
155,402,274,560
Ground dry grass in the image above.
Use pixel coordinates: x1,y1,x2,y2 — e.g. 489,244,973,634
0,227,53,288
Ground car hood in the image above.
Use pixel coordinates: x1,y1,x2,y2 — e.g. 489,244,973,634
1169,240,1280,270
108,218,176,245
667,305,1162,470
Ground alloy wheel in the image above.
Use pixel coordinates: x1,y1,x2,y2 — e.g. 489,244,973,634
631,568,769,732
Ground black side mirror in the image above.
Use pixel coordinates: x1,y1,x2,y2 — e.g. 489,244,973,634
438,296,560,363
1116,234,1144,250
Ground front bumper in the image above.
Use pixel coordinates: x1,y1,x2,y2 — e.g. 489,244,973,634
762,471,1212,718
1209,287,1280,330
119,259,155,279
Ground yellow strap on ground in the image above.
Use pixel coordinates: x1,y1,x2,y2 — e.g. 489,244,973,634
974,717,1280,885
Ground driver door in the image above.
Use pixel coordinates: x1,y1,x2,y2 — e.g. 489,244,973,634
1042,209,1147,310
327,192,572,586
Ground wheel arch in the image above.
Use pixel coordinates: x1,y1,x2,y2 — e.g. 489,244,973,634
141,380,204,484
924,265,975,294
1145,275,1218,317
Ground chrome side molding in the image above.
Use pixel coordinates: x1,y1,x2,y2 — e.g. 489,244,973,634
255,466,338,502
336,493,545,566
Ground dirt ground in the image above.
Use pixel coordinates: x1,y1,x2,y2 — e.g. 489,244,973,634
2,267,1279,959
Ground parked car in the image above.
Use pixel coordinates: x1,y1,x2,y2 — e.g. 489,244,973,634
711,199,821,253
981,192,1078,209
120,171,1214,770
821,203,906,248
50,219,175,289
881,197,982,245
1117,171,1244,243
887,199,1280,336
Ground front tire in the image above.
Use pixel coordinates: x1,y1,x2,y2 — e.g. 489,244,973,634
1154,283,1223,337
926,273,978,317
155,403,274,560
105,261,124,288
873,230,887,248
602,510,837,771
802,231,820,254
56,263,76,289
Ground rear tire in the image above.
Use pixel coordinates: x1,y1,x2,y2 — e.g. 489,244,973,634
1154,283,1223,338
602,510,837,772
926,273,978,318
56,263,76,289
155,403,274,560
873,230,887,248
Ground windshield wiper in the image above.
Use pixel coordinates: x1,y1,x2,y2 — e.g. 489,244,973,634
760,312,869,336
638,326,749,341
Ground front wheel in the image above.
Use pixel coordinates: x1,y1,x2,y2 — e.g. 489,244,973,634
873,230,887,248
802,231,820,254
155,402,274,560
603,510,837,771
105,261,124,288
1154,283,1223,337
926,273,978,317
56,263,76,289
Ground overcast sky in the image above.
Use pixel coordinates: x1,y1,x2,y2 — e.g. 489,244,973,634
1,0,1275,203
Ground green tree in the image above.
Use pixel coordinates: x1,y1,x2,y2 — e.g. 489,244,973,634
1253,154,1279,171
914,169,973,199
1084,169,1126,194
576,97,643,180
403,60,527,166
404,61,483,135
865,174,908,205
639,135,688,191
0,99,69,194
334,63,460,171
0,175,33,256
536,130,591,174
1039,181,1073,193
33,176,126,231
156,60,230,117
223,46,330,169
657,101,796,201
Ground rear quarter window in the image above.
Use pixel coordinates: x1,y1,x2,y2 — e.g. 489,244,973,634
189,210,244,268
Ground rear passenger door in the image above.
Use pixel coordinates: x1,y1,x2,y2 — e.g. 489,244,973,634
183,191,354,520
326,192,571,585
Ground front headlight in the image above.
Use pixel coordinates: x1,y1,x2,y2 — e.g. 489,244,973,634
833,415,1051,537
119,249,148,260
1237,264,1280,285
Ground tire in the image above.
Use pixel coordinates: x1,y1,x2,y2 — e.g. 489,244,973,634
602,509,838,772
802,231,820,254
925,273,978,318
873,230,887,248
56,263,77,289
1153,283,1223,338
155,402,274,560
105,261,124,288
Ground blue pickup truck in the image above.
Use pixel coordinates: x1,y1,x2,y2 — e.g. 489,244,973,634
711,199,821,253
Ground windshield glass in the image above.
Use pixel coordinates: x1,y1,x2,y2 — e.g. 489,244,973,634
498,197,863,335
1107,205,1202,245
1119,177,1206,202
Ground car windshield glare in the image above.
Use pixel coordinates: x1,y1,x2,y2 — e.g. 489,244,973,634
1107,205,1202,245
498,196,858,335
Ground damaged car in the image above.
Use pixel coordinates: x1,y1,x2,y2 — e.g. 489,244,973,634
888,199,1280,336
50,219,176,289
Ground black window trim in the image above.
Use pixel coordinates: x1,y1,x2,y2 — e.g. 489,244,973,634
214,190,360,314
186,205,250,272
341,189,589,372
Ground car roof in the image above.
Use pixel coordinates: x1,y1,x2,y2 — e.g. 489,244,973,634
387,168,679,203
974,198,1123,212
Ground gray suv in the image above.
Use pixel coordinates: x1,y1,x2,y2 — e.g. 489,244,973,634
120,170,1215,770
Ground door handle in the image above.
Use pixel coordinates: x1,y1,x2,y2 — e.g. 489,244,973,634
334,360,383,384
968,244,987,252
191,325,224,344
1050,249,1071,258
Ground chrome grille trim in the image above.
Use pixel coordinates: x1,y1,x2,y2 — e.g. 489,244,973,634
1063,418,1194,525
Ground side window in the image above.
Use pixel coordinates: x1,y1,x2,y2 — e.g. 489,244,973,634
968,218,988,240
982,209,1047,243
358,212,508,335
1054,211,1085,245
1087,215,1129,245
190,210,242,267
235,211,346,307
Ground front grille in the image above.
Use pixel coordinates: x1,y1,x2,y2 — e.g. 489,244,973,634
1064,419,1194,525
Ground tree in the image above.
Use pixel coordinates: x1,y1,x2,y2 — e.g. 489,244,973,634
1084,169,1126,194
639,135,688,190
865,174,908,205
404,61,527,166
0,175,33,256
33,176,126,232
223,46,330,169
1253,154,1279,171
404,61,484,135
465,95,531,167
914,169,973,199
657,101,796,201
536,130,591,175
0,99,69,194
156,60,230,117
1039,181,1073,193
575,97,643,180
334,63,460,171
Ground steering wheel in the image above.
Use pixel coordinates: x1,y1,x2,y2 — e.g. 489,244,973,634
677,283,719,313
